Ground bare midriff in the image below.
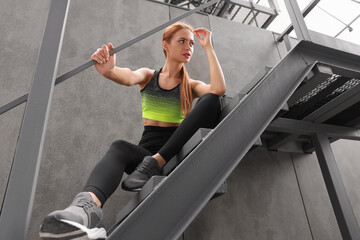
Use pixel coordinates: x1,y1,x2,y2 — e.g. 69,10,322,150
143,118,180,127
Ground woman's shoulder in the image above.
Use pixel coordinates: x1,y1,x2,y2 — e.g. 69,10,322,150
136,67,156,77
138,67,157,90
189,78,205,87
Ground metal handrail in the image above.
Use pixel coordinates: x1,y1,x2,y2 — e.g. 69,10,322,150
0,0,220,116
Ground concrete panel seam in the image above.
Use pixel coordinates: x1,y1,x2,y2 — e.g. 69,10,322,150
290,152,315,240
1,102,26,213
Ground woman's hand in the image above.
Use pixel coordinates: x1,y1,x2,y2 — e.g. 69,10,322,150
91,43,116,76
194,28,213,50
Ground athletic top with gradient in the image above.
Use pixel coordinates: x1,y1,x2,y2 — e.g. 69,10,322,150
141,68,185,123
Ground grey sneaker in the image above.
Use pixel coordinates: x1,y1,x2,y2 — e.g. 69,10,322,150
121,156,162,191
39,192,107,240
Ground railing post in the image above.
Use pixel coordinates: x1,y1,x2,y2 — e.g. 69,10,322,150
0,0,69,239
312,132,360,240
283,0,312,41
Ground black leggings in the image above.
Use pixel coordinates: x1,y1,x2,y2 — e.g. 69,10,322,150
83,93,221,205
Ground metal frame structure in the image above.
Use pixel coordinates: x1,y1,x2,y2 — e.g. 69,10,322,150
1,0,360,239
312,132,360,240
105,40,360,240
277,0,320,42
148,0,279,28
284,0,311,41
0,1,70,239
0,0,220,116
107,39,315,240
268,118,360,239
0,0,220,239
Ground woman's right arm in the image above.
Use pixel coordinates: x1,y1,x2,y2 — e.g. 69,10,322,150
91,43,153,87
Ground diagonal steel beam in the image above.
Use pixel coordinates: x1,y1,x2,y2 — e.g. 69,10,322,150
284,0,311,41
0,0,220,116
107,41,311,240
267,118,360,141
106,41,360,239
0,93,28,115
56,0,219,84
0,1,70,239
277,0,319,42
230,0,277,15
312,132,360,239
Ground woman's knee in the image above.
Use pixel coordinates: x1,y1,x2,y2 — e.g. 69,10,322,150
108,140,146,172
105,139,135,168
108,140,135,159
109,139,128,151
197,93,221,111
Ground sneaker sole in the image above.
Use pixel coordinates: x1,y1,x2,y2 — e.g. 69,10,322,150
39,215,106,240
121,182,143,192
121,185,142,192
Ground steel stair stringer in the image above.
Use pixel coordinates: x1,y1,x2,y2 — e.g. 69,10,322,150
107,40,316,240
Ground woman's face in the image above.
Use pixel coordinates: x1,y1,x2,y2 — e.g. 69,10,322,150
164,28,194,63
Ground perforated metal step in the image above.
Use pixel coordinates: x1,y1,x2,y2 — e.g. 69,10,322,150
263,62,360,152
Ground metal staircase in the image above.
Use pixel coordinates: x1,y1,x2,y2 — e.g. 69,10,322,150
104,41,360,239
1,0,360,239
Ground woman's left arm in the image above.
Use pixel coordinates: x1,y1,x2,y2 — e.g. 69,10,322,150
191,28,226,98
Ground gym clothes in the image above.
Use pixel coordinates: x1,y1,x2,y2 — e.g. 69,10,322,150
84,93,221,203
158,92,220,161
83,127,176,205
39,192,106,240
141,68,185,123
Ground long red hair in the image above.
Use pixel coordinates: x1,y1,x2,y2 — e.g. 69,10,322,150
162,22,193,117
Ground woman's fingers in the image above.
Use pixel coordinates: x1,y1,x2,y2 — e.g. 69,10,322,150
194,28,209,34
91,53,103,64
194,29,203,37
91,48,106,64
193,28,213,49
108,42,114,51
194,27,205,32
194,28,211,39
91,43,114,64
101,45,109,61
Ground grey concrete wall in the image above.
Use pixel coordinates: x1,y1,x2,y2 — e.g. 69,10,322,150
185,150,313,240
30,1,169,239
0,0,51,210
1,1,359,240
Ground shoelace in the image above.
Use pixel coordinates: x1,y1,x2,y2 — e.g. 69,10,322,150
74,199,95,210
136,160,156,174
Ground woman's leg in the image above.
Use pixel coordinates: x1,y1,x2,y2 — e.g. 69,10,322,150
122,93,221,191
158,93,221,161
84,139,151,206
40,139,151,239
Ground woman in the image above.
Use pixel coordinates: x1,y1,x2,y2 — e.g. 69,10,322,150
40,21,225,240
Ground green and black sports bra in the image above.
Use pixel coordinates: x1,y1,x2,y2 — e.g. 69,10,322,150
140,68,184,123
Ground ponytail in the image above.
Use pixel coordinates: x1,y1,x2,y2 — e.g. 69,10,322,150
180,64,193,116
163,22,194,116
